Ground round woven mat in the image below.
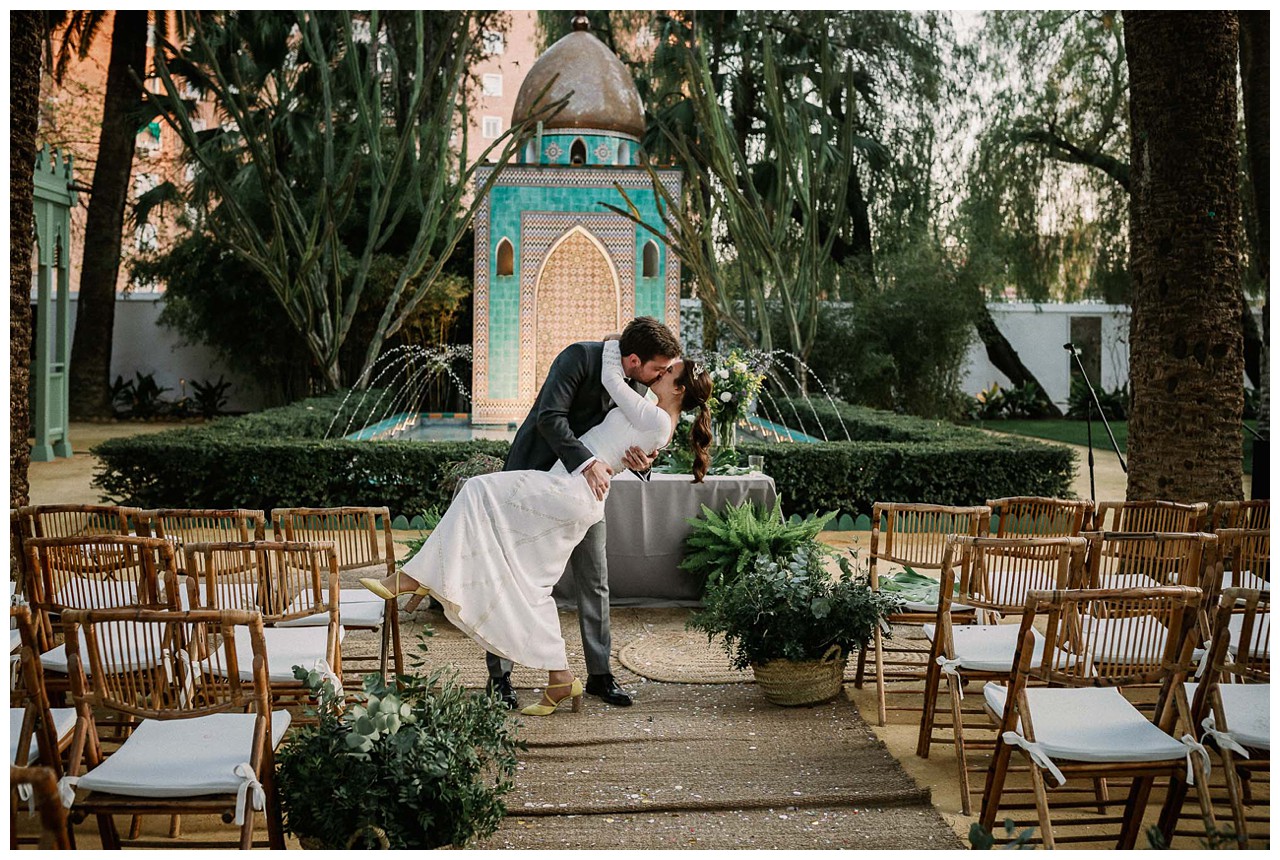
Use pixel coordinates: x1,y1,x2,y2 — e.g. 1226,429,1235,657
619,631,900,685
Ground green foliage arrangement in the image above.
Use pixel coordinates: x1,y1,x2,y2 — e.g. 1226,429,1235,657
965,382,1050,421
689,542,898,671
275,639,522,850
1066,377,1129,421
681,500,835,588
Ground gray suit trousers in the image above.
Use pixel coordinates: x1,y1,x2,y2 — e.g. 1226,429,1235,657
487,516,611,677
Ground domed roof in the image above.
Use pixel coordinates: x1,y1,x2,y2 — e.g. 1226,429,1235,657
512,25,645,139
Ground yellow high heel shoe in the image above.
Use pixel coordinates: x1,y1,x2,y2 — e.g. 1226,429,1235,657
520,678,584,716
359,575,429,601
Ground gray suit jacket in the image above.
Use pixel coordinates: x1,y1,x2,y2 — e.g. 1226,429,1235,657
505,340,645,474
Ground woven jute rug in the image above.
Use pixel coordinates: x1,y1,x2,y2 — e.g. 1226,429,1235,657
616,628,934,685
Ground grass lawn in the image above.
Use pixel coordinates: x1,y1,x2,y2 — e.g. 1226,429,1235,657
976,419,1258,474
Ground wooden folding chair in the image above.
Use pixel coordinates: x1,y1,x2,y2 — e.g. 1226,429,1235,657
1158,587,1270,848
10,606,76,850
1080,531,1215,593
271,507,401,677
1208,498,1269,531
183,541,342,708
979,585,1209,849
1091,499,1208,532
23,536,179,674
15,504,138,542
135,509,266,574
986,496,1093,538
10,765,72,849
60,607,287,849
915,535,1088,814
853,502,990,726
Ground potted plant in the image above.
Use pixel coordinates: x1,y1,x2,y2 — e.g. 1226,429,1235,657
688,541,899,706
275,636,522,849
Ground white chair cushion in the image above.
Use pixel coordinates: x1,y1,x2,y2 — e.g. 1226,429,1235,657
1079,613,1170,664
984,683,1190,765
75,710,291,811
945,624,1045,673
1184,681,1270,751
276,589,384,629
10,629,21,654
10,706,76,765
207,625,344,683
39,622,167,675
1227,613,1269,659
1223,569,1269,593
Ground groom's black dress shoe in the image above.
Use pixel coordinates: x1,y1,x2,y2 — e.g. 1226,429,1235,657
585,673,633,707
486,673,519,710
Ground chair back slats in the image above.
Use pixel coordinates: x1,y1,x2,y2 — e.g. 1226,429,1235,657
1092,500,1208,533
1025,585,1203,688
271,506,395,575
1081,531,1214,590
1209,498,1269,531
62,607,268,720
25,536,178,651
136,509,266,572
16,504,138,540
986,497,1093,538
1203,528,1269,614
943,536,1087,615
871,503,990,571
1211,587,1270,683
183,540,339,625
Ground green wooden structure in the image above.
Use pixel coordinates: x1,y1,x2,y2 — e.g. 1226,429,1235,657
31,145,77,461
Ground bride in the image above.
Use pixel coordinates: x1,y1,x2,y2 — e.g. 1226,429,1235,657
362,337,713,716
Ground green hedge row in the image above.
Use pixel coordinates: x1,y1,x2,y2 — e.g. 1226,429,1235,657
92,393,1076,519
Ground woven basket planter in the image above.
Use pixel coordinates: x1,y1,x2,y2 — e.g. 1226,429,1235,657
751,645,847,706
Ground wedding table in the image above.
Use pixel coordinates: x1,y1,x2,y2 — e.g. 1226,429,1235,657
551,471,779,607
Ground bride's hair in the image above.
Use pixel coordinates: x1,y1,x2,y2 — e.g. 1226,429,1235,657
676,361,714,483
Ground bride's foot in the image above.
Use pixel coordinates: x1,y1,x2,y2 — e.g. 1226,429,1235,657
359,572,429,600
520,678,584,716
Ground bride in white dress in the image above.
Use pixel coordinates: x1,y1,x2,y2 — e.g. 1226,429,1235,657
362,338,713,715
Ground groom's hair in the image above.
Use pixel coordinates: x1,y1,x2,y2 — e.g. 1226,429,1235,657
619,316,681,361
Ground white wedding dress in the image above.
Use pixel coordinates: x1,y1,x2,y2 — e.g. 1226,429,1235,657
400,340,673,669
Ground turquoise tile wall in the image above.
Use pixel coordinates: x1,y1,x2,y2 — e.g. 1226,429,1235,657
484,175,671,398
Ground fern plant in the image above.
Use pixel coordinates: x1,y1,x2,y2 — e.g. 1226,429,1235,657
681,499,836,587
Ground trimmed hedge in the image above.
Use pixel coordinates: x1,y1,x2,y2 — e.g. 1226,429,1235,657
93,393,1076,519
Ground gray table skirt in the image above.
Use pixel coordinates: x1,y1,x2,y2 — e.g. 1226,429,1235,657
551,472,779,607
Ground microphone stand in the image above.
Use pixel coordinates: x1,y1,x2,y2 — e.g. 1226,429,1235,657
1063,343,1127,502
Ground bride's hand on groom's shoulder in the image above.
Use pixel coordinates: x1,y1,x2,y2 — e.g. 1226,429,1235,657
603,333,621,342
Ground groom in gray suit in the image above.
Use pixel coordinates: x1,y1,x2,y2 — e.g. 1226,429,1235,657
486,316,682,708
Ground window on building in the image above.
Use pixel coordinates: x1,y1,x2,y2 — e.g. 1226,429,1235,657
482,116,503,139
482,73,503,97
642,241,659,278
570,138,587,165
496,238,514,277
481,30,505,55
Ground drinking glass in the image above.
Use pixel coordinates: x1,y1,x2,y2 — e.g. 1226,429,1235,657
747,455,764,473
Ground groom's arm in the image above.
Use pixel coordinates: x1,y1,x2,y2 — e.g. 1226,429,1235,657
533,343,597,475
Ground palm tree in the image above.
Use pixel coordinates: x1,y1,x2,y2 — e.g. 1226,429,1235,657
1124,11,1244,501
47,11,157,419
11,11,42,507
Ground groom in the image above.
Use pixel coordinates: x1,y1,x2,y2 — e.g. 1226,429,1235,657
486,316,682,709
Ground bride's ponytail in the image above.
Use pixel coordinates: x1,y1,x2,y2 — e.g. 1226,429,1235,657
689,402,713,483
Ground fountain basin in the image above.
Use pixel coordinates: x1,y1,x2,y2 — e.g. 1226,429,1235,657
346,413,517,442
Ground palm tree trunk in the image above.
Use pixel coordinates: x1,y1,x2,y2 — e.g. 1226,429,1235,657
1124,11,1244,501
68,10,147,419
11,12,42,507
1239,10,1268,496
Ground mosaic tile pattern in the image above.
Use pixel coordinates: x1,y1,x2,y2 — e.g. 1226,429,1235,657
534,229,623,385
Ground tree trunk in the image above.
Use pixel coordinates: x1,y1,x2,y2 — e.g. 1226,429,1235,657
68,11,147,419
1124,11,1243,501
11,12,41,508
